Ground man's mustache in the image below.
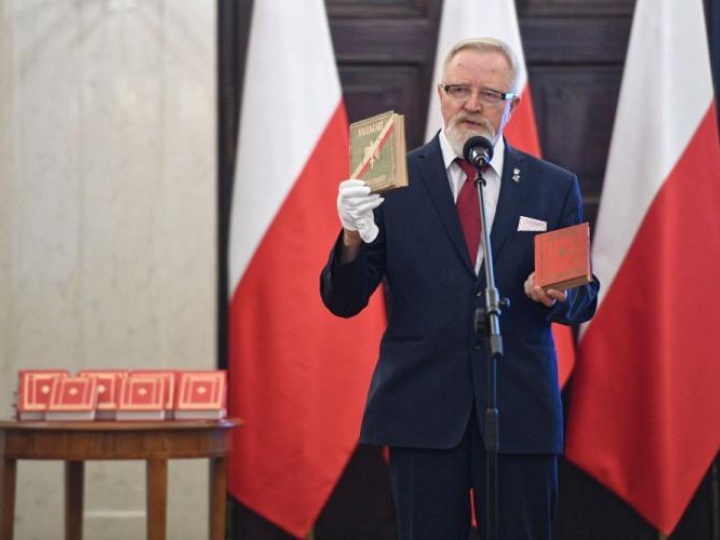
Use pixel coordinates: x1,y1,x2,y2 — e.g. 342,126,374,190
451,113,493,132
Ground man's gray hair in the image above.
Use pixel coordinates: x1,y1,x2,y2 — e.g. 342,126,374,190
442,37,520,92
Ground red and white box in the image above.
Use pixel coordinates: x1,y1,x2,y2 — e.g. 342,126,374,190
78,370,128,420
174,370,227,420
16,370,70,420
46,376,99,421
116,376,166,421
130,370,178,419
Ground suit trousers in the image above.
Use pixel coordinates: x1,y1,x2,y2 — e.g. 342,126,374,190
389,407,558,540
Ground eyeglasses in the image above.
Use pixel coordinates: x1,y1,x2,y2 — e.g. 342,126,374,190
441,83,517,107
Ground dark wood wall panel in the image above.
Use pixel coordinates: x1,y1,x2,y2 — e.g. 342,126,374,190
331,19,436,59
519,0,633,15
531,66,624,224
522,16,633,63
340,66,429,148
329,0,432,17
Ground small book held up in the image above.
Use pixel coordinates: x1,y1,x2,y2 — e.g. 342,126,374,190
534,222,593,291
349,110,408,193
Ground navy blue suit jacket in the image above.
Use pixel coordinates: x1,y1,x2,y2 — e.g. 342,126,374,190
321,136,599,454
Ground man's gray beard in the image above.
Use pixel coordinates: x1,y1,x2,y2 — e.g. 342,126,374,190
446,123,495,159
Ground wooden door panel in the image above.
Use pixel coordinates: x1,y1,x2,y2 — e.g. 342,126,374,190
328,0,433,17
531,66,624,224
341,65,432,149
519,0,633,13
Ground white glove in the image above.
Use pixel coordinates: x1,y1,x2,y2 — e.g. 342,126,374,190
337,179,384,243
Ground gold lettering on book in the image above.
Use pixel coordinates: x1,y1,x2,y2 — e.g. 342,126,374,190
356,120,384,137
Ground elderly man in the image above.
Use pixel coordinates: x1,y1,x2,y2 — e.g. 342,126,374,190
321,37,599,539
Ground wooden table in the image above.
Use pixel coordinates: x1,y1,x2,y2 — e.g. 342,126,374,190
0,419,240,540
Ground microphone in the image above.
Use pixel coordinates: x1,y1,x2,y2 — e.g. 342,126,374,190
463,136,494,169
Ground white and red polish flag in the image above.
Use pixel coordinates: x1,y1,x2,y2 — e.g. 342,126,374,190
227,1,386,536
566,0,720,533
425,0,577,386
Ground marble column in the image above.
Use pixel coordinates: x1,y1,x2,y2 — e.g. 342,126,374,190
0,1,217,537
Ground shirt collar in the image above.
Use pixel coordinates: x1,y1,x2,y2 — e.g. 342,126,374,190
439,129,505,177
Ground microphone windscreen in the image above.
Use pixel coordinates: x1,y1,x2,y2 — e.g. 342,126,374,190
463,135,494,164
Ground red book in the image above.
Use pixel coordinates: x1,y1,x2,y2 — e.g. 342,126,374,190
78,370,129,420
534,222,593,291
116,376,166,421
46,376,98,421
130,370,178,419
174,370,227,420
16,370,70,420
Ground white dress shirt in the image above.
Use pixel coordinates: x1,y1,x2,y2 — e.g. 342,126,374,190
438,129,504,273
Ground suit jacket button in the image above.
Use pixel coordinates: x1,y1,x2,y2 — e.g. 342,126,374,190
475,290,482,297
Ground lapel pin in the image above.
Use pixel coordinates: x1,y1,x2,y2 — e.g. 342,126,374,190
512,168,521,183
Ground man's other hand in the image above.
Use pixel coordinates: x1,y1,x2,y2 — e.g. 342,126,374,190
524,272,567,307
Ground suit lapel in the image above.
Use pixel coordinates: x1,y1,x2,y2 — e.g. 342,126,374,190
490,142,525,260
478,141,526,286
415,137,476,273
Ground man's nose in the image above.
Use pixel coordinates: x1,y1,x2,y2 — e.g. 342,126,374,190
463,91,483,112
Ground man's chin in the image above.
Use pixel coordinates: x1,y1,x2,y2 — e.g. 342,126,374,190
463,127,493,141
448,128,494,156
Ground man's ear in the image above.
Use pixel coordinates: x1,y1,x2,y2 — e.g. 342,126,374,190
505,95,522,124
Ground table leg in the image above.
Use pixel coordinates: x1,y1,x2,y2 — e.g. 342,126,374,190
209,457,228,540
65,461,84,540
147,459,168,540
1,458,17,540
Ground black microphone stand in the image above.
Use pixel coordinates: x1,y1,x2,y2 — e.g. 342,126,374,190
471,166,509,540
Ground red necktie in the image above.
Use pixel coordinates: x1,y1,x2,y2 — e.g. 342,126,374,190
456,159,481,265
